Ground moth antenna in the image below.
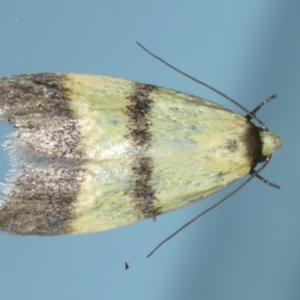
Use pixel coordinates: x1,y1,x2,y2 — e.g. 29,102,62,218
246,94,277,131
248,94,277,117
254,173,279,189
147,159,271,258
137,43,281,258
250,157,279,189
136,42,266,128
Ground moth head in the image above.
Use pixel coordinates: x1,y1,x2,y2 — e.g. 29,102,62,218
259,130,282,157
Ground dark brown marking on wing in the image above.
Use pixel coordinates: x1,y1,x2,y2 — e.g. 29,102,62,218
0,168,83,235
0,73,86,235
125,83,162,219
0,73,83,160
0,73,73,122
243,121,263,167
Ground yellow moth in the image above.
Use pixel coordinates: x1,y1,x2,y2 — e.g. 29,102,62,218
0,45,282,238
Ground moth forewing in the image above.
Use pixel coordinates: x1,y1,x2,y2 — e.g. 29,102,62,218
0,73,282,235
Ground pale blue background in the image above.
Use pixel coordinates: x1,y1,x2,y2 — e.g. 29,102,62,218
0,1,298,299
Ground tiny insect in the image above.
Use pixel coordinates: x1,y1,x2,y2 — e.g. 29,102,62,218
0,43,282,256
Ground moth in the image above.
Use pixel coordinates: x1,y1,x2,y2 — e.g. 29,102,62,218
0,45,282,240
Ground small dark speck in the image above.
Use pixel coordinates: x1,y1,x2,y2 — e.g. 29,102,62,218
125,262,129,270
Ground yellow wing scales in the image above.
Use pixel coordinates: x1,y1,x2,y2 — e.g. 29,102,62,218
0,73,282,235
